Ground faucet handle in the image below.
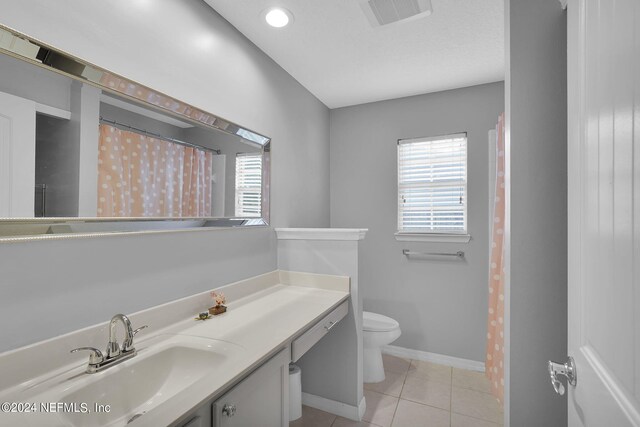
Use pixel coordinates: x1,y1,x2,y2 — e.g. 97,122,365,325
122,325,149,352
71,347,104,364
132,325,149,337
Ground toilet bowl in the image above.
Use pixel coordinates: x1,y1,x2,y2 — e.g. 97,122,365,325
363,311,401,383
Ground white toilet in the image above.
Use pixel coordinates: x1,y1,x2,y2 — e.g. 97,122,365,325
363,311,401,383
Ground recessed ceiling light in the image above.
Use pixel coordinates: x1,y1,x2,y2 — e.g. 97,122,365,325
264,8,293,28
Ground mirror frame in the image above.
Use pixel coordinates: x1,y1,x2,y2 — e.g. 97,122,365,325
0,24,271,241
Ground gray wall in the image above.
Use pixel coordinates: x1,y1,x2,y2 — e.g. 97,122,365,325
330,82,504,362
0,228,276,352
0,0,330,228
0,52,71,110
0,0,330,352
505,0,567,425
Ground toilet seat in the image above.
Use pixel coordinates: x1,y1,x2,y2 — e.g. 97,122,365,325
363,311,399,332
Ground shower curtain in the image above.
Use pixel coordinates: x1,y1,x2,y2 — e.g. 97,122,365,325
486,113,505,403
97,124,213,217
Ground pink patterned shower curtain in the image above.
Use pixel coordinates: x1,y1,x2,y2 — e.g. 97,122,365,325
486,113,505,403
97,124,212,217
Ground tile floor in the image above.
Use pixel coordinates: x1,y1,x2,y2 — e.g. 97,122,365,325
290,354,503,427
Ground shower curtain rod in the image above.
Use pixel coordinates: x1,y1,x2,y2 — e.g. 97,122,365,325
99,117,221,154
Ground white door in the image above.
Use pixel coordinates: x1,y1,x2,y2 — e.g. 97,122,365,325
0,90,36,217
566,0,640,425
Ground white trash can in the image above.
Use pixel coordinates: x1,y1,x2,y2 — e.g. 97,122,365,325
289,364,302,421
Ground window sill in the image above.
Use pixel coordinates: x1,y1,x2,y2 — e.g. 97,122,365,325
394,233,472,243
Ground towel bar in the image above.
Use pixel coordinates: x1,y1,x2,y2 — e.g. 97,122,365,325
402,249,465,259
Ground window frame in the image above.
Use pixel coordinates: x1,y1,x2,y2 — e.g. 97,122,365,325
395,132,471,243
234,152,263,218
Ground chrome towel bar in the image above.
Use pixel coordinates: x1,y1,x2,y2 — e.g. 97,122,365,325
402,249,465,259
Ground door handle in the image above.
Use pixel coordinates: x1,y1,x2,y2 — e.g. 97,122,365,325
548,356,577,395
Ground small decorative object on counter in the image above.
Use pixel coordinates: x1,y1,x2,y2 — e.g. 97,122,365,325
195,312,212,321
209,291,227,316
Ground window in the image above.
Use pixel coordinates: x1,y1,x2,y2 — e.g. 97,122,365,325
397,133,468,240
235,152,263,217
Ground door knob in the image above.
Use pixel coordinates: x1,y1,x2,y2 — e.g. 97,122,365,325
548,356,577,395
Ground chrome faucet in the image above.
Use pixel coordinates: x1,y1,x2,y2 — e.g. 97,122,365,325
107,314,132,358
71,314,148,374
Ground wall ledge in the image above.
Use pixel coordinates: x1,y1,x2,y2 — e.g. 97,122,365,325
275,228,367,241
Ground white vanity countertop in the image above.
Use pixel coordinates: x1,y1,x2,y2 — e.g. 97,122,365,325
0,270,350,427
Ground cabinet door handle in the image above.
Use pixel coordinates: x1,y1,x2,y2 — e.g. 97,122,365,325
222,403,236,417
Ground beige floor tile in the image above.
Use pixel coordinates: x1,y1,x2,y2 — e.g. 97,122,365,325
382,354,411,374
290,405,337,427
332,416,384,427
364,370,407,397
451,413,502,427
400,375,451,410
451,388,503,424
362,390,399,427
407,360,452,384
391,399,450,427
452,368,492,394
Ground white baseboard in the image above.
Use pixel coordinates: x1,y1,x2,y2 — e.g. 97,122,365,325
382,344,485,372
302,392,366,421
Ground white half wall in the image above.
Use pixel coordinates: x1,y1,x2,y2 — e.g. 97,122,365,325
329,82,504,362
276,229,366,418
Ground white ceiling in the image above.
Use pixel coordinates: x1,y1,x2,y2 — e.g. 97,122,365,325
204,0,504,109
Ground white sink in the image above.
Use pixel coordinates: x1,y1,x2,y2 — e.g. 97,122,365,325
3,334,246,427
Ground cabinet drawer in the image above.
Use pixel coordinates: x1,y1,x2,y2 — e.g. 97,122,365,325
291,301,348,362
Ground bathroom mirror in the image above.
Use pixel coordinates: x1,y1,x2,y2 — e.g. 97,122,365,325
0,25,270,240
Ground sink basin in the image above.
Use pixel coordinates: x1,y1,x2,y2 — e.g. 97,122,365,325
4,334,246,427
62,334,245,426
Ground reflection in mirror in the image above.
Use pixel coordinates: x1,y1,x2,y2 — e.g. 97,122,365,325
0,26,270,238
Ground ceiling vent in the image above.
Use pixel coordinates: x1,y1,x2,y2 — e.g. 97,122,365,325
360,0,433,27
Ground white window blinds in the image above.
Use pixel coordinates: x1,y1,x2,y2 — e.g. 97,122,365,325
397,133,467,233
235,152,262,217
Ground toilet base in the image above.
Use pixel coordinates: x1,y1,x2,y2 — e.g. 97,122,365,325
363,347,386,383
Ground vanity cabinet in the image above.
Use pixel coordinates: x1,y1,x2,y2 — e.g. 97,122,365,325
175,301,348,427
177,348,289,427
213,348,289,427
